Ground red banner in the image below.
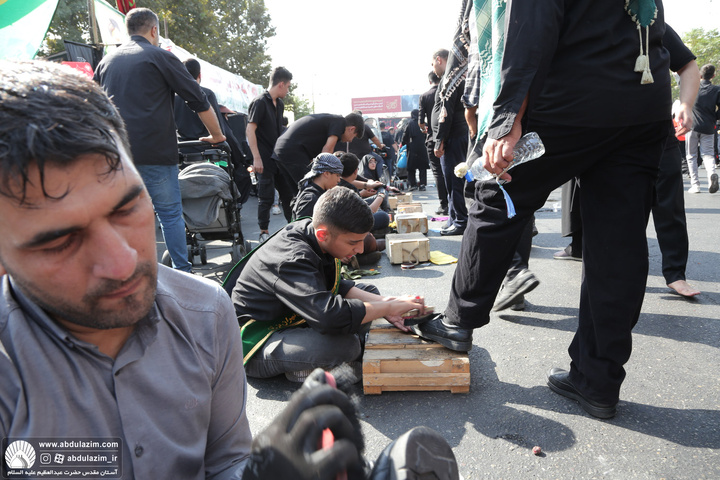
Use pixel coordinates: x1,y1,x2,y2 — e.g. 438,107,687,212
351,96,402,114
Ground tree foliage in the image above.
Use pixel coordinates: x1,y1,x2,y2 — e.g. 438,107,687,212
40,0,275,85
284,83,314,120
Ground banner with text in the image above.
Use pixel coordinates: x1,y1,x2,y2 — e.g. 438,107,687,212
351,95,419,115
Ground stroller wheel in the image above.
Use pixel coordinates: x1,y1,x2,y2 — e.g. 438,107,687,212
200,245,208,265
187,245,194,264
161,250,172,267
231,242,245,263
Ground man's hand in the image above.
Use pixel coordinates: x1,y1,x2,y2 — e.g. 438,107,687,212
434,140,445,158
482,124,522,182
383,295,425,332
674,103,693,137
253,157,264,174
200,133,226,144
243,379,364,480
366,179,383,190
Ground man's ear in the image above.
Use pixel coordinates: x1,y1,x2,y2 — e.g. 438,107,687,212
315,225,329,243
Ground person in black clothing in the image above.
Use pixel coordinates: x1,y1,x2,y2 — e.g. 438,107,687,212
413,0,673,419
419,71,448,214
247,67,296,242
290,153,343,220
273,113,365,193
232,187,424,382
431,49,468,236
339,153,391,232
174,59,248,194
94,8,225,272
686,64,720,193
380,121,398,177
402,109,429,191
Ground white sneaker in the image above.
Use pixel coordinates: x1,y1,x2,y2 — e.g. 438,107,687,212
688,184,701,194
271,205,282,215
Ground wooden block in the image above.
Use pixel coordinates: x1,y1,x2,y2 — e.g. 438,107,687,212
396,213,428,234
362,325,470,395
388,196,398,210
396,203,424,214
395,192,413,204
386,233,430,264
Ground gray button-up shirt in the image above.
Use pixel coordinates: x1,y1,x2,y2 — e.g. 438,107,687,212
0,266,251,479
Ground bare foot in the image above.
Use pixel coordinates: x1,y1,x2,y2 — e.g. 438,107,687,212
668,280,700,297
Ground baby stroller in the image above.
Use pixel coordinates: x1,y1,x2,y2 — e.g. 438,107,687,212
161,141,248,267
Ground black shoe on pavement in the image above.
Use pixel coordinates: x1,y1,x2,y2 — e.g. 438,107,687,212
409,314,473,351
419,185,426,191
440,225,465,236
435,206,449,215
492,269,540,311
547,368,617,419
369,426,459,480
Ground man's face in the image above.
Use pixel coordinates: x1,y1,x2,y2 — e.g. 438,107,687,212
278,81,291,99
317,227,366,262
341,126,358,143
318,172,342,190
432,55,446,77
0,147,158,331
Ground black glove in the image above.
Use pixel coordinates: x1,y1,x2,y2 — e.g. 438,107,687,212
243,370,365,480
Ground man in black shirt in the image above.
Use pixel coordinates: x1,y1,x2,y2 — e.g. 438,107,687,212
419,71,448,215
94,8,225,272
247,67,295,242
413,0,673,419
273,113,365,192
290,153,343,220
686,64,720,193
431,49,468,236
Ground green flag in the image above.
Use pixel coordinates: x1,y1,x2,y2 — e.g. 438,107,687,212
0,0,60,60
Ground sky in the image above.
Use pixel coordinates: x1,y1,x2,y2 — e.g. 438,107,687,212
263,0,720,115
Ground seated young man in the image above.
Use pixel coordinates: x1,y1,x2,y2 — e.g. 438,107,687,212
232,187,424,382
338,152,391,232
290,152,343,220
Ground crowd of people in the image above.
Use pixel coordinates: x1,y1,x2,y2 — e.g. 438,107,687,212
1,1,718,478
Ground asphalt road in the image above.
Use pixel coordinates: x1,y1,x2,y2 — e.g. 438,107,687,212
160,169,720,480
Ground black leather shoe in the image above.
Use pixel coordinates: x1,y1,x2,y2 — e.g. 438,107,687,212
547,368,617,419
435,206,449,215
440,225,465,236
409,314,473,351
493,269,540,311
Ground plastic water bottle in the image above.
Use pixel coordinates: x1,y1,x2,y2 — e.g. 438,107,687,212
456,132,545,182
247,166,258,185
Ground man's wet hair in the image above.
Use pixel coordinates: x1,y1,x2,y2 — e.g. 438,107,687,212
700,64,715,80
126,8,158,36
344,113,365,139
0,60,128,204
184,58,201,80
313,186,373,234
271,66,293,86
339,152,360,177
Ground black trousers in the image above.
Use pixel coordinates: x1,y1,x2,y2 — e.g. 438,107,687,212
446,121,669,404
652,141,690,284
426,141,448,209
440,134,469,228
275,153,312,196
257,157,294,230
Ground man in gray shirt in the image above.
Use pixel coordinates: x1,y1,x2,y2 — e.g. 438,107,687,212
0,60,460,480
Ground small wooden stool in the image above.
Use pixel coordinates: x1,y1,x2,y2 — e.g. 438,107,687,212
362,323,470,395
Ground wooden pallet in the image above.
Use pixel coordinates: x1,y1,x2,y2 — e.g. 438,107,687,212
363,324,470,395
